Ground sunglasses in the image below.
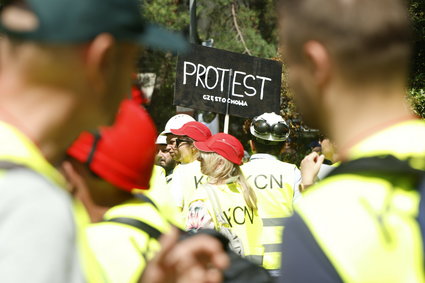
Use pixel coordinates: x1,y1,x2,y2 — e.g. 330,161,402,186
252,119,289,138
175,138,193,148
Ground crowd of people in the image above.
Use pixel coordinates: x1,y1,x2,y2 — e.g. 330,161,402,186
0,0,423,282
153,112,304,278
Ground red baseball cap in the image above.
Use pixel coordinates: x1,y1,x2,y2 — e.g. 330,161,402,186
171,121,212,142
67,99,157,192
194,133,244,165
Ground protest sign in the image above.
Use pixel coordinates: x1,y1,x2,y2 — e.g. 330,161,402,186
174,44,282,118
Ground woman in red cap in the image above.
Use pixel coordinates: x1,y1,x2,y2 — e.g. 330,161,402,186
168,121,212,215
186,133,264,264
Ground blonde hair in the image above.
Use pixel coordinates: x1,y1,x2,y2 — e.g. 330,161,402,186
200,151,257,210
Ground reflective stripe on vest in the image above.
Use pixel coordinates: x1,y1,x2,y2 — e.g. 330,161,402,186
267,269,280,278
262,217,285,227
241,159,298,271
261,217,285,270
263,243,281,253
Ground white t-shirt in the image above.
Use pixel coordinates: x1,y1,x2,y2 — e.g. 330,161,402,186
169,161,206,211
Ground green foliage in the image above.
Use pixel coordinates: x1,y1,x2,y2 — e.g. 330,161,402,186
140,1,190,131
196,0,277,58
406,0,425,118
141,0,425,148
409,0,425,90
141,0,281,132
408,88,425,118
143,0,189,30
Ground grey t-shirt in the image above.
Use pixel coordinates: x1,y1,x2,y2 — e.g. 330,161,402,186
0,168,85,283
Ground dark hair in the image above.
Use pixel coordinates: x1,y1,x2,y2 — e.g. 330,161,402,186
278,0,412,84
252,138,284,156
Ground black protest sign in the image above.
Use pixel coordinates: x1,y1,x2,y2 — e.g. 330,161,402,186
174,44,282,118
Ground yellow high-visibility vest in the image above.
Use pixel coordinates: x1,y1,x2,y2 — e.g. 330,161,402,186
87,199,171,283
0,121,106,283
294,119,425,283
169,160,207,218
241,156,300,273
133,165,183,228
188,182,264,263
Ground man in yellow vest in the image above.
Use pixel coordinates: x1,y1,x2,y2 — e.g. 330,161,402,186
159,114,195,186
0,0,227,282
155,135,176,184
168,121,212,217
241,112,301,277
277,0,425,282
64,99,178,283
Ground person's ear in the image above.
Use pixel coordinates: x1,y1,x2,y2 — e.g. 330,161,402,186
192,146,198,155
84,33,116,95
61,160,84,195
303,40,331,89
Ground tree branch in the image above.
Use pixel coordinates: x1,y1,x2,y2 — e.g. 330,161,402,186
231,2,252,56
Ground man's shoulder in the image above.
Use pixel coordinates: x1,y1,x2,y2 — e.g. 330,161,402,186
152,165,166,177
0,168,71,203
294,176,391,244
350,119,425,160
173,161,201,176
242,158,298,170
0,168,74,224
104,199,170,229
185,160,201,169
97,199,170,237
298,167,417,215
0,168,77,258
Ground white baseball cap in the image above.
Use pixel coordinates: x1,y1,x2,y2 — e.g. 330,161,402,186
161,114,195,135
155,135,167,145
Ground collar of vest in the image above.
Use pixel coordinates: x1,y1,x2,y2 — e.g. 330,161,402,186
346,119,425,162
0,121,66,187
250,153,277,161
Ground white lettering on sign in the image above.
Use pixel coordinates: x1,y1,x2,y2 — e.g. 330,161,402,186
202,94,248,107
183,62,196,85
243,74,256,97
205,66,219,90
232,71,245,98
216,68,230,92
256,75,272,100
196,64,206,88
183,61,272,101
